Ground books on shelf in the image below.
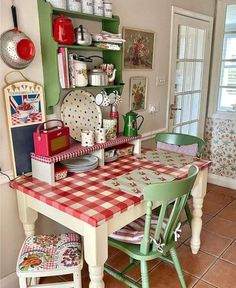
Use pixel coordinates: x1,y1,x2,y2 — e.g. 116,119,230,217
57,48,70,89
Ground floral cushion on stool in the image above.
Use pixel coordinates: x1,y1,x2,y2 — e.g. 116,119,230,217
16,233,82,275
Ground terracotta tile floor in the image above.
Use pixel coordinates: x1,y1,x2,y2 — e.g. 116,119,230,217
41,183,236,287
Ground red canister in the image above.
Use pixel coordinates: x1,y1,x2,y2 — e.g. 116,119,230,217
53,15,75,45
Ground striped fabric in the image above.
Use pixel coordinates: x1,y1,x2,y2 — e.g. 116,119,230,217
109,215,169,245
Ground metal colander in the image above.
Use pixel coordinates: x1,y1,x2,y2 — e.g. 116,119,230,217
0,5,35,69
0,30,33,69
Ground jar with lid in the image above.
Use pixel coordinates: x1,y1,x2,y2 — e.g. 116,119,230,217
67,0,82,11
93,0,104,16
81,0,93,14
103,2,112,17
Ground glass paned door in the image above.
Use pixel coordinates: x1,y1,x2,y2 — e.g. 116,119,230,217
168,13,212,137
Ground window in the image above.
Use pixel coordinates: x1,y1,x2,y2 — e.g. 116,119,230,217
218,4,236,112
209,0,236,118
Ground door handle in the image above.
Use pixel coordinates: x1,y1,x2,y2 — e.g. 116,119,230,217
170,104,181,119
170,104,182,111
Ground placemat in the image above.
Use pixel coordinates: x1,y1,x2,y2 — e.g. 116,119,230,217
144,150,194,168
103,168,176,196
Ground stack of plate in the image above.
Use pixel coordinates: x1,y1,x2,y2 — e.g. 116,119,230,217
60,155,99,173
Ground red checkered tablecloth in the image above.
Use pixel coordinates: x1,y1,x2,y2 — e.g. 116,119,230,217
10,152,211,228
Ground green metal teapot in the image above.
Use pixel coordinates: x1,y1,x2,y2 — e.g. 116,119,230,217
123,110,144,136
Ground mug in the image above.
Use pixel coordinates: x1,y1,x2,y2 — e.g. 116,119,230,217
81,130,94,146
95,91,110,107
95,128,106,143
103,119,117,141
74,60,88,87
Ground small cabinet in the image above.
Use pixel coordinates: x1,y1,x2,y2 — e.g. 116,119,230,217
37,0,124,113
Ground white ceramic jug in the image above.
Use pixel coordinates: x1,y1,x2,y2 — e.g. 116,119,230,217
74,60,88,87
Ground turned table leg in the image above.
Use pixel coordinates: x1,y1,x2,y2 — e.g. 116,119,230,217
17,191,38,237
190,169,208,254
84,224,108,288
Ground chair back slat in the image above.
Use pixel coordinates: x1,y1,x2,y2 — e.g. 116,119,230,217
155,132,205,156
141,166,199,254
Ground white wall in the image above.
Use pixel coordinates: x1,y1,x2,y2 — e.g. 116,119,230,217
0,0,215,284
0,0,43,281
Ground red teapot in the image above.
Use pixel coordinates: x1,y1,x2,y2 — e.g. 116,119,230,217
53,15,75,45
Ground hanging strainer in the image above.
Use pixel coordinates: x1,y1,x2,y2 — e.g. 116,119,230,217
0,5,35,69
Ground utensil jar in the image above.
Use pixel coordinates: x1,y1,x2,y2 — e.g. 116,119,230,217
74,60,88,87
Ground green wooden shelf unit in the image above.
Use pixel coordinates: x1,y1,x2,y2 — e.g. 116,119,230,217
37,0,123,114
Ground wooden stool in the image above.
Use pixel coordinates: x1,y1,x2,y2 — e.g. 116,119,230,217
16,233,83,288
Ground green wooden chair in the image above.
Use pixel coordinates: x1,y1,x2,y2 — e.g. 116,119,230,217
155,132,205,158
155,132,205,226
105,166,199,288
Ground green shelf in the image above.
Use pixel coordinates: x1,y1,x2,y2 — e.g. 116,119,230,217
58,44,122,52
62,84,125,91
53,7,119,23
37,0,123,114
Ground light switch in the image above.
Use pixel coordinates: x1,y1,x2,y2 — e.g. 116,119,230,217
156,77,166,86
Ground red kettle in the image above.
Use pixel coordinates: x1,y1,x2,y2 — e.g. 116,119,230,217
53,15,75,45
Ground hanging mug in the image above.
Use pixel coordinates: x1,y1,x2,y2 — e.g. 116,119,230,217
95,91,110,107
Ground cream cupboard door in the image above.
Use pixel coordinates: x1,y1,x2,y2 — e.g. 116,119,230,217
168,10,213,137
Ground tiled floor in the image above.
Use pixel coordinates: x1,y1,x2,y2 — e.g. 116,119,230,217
41,183,236,287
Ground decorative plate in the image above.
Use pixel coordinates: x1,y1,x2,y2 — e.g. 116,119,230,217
61,90,102,141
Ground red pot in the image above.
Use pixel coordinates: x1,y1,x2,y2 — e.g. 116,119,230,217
53,15,75,45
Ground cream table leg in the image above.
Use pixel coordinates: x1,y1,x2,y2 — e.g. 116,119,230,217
190,169,208,254
17,191,38,237
83,224,108,288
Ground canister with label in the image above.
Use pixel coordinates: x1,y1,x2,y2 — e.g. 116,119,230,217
103,2,112,17
93,0,103,16
67,0,82,11
81,0,93,14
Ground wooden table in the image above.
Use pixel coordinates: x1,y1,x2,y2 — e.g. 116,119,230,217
11,151,211,288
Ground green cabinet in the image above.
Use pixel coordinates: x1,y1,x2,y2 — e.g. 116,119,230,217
37,0,123,114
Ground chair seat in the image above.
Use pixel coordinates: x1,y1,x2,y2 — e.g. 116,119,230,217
17,233,82,276
110,215,177,245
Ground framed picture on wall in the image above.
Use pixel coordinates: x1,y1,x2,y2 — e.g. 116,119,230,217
130,76,148,111
4,75,45,128
123,27,155,70
3,71,46,176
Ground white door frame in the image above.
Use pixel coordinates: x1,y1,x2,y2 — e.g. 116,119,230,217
166,6,213,136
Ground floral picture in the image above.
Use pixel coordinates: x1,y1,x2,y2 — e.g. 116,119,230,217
123,27,155,70
130,77,147,111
